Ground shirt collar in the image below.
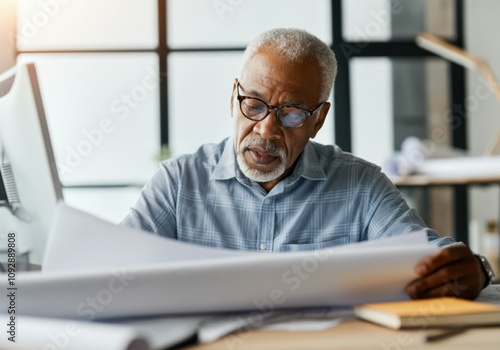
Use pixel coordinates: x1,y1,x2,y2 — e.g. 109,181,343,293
210,138,327,182
210,137,238,180
299,141,328,180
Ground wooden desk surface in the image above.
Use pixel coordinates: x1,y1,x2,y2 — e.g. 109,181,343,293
183,319,500,350
392,175,500,187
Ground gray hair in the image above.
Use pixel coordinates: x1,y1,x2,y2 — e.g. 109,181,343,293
238,28,337,101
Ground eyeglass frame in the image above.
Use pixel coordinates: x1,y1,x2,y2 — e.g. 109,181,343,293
235,80,327,129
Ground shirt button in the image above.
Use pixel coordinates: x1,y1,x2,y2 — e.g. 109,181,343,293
264,198,270,204
260,243,267,250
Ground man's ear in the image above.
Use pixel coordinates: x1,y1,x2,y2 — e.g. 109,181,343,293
311,102,330,139
230,79,238,117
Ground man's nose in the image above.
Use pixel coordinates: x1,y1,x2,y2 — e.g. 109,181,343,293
253,108,282,140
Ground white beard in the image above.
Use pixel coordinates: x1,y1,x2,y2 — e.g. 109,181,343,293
236,138,287,182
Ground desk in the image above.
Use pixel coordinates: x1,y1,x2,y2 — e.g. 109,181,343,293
181,284,500,350
392,175,500,247
392,175,500,186
182,319,500,350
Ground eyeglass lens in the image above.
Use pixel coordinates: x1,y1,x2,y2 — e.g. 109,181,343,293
240,98,307,128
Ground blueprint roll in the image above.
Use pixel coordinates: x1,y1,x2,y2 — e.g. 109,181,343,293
416,156,500,179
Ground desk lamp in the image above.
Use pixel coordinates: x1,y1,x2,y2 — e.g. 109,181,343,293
415,33,500,155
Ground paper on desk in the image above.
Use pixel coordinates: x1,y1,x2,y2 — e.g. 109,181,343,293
1,315,203,350
0,316,149,350
476,284,500,305
197,307,355,343
0,204,437,320
118,316,201,350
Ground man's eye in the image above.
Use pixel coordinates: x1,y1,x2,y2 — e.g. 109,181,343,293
245,102,265,111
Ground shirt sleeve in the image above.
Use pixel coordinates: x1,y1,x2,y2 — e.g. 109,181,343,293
363,167,456,248
120,162,178,239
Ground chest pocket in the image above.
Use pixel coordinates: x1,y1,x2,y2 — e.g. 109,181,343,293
278,235,352,252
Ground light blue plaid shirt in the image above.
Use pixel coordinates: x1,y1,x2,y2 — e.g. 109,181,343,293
121,138,454,251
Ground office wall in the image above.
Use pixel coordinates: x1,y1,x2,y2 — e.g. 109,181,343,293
0,0,16,74
465,0,500,243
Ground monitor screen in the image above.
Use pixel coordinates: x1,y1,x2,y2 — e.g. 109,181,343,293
0,63,63,265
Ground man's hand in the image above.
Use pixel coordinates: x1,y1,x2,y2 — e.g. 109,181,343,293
405,244,486,300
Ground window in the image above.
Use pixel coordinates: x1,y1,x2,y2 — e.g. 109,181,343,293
16,0,160,221
14,0,335,222
13,0,466,234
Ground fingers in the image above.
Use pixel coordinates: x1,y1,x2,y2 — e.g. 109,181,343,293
413,243,468,276
406,244,484,300
406,268,469,299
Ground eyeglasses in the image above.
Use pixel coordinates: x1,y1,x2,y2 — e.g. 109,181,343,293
236,80,326,128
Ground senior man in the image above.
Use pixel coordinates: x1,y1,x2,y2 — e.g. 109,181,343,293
121,28,494,300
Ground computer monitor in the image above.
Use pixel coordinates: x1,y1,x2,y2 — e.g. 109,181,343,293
0,63,63,265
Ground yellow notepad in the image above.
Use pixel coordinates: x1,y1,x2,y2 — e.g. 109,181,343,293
354,297,500,329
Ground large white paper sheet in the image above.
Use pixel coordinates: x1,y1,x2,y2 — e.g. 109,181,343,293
0,204,437,320
42,203,255,273
42,204,430,272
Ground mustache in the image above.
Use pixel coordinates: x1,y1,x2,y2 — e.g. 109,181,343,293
240,138,281,153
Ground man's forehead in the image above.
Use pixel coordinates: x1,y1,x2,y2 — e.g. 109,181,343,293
241,75,303,94
245,47,315,69
240,51,320,104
